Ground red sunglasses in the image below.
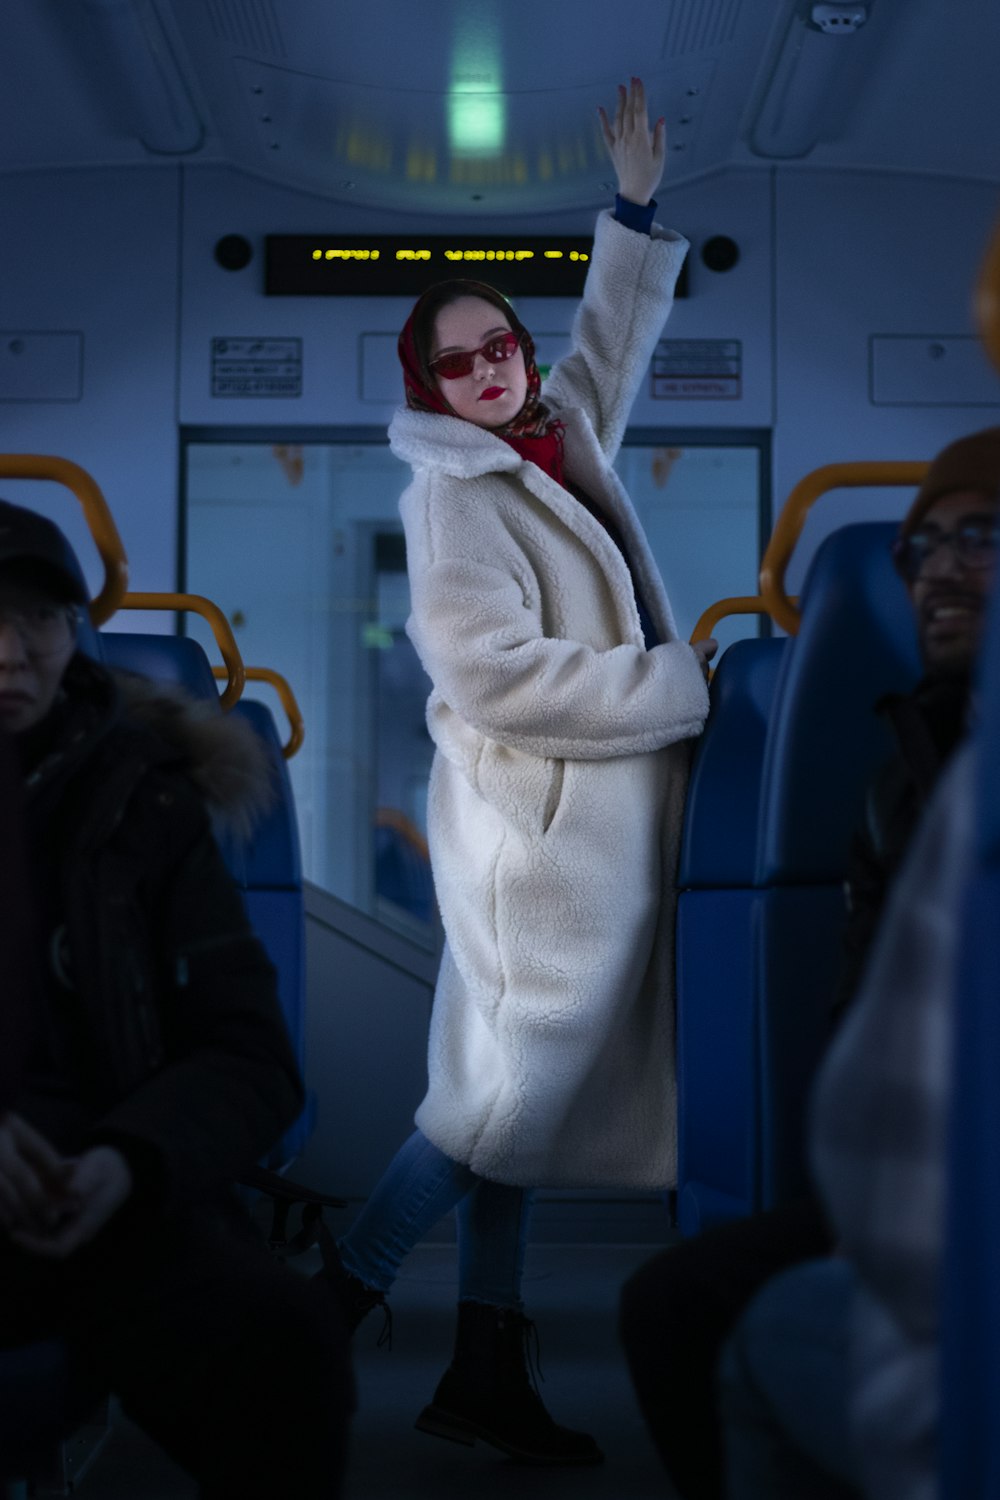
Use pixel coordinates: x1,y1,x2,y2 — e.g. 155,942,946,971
429,331,521,380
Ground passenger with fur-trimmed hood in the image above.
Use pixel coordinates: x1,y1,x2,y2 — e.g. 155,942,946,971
0,498,350,1497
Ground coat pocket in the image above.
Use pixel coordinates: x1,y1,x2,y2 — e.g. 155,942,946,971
427,694,564,837
475,740,565,839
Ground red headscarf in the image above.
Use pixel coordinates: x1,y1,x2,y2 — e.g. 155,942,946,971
397,281,566,487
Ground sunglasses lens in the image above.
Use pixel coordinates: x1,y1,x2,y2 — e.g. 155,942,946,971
431,332,519,380
485,334,518,363
431,352,472,380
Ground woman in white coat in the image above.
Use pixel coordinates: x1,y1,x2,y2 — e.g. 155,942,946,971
322,79,716,1466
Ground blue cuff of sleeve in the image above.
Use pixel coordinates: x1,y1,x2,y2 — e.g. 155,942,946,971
613,194,656,234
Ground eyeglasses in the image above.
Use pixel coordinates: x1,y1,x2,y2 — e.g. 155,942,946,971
892,519,1000,583
429,331,521,381
0,602,78,654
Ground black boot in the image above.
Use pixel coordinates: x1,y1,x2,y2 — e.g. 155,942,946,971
313,1233,392,1344
415,1301,603,1465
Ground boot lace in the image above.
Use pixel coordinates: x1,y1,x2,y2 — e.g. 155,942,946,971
374,1300,394,1350
519,1313,545,1394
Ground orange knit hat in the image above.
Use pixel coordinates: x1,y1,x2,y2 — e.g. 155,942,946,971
900,426,1000,539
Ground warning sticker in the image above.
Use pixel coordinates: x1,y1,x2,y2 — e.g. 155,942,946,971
211,337,302,398
652,339,742,400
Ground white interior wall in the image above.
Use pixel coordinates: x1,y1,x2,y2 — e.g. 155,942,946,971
0,166,181,630
1,160,998,608
774,170,1000,592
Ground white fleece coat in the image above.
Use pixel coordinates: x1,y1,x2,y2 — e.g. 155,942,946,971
389,210,709,1188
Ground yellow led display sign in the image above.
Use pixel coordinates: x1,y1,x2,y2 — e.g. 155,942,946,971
265,236,610,296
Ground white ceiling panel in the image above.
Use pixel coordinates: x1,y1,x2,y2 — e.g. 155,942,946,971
2,0,997,215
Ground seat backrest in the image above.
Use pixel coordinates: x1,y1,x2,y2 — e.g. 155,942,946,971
219,698,302,890
679,637,787,888
97,631,222,704
88,628,312,1166
756,522,922,886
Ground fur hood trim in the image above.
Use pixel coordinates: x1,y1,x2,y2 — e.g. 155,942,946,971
115,672,276,843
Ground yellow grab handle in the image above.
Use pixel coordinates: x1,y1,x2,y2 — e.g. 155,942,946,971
0,454,129,626
689,595,800,644
759,462,928,635
212,664,305,759
375,807,430,862
120,591,246,709
976,214,1000,376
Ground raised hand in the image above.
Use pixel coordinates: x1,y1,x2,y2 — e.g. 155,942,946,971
598,77,666,207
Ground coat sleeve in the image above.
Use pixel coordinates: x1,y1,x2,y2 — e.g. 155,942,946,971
91,776,304,1207
407,548,709,760
540,210,689,460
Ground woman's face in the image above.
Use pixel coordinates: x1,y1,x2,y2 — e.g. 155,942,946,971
430,297,528,430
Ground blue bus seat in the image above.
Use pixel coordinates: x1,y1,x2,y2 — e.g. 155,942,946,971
375,819,436,925
676,638,786,1234
87,627,314,1168
679,637,788,889
677,524,922,1235
97,630,222,702
222,697,315,1166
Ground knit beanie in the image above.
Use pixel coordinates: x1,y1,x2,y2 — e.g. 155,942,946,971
900,427,1000,539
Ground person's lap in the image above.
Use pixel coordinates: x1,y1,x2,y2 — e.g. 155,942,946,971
718,1256,862,1500
619,1196,833,1500
1,1199,353,1495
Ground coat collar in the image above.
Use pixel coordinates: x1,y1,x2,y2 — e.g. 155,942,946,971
389,406,524,479
390,403,678,645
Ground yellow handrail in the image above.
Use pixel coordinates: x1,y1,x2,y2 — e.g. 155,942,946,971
977,213,1000,376
211,664,305,759
759,461,928,634
119,591,246,709
375,806,430,862
690,594,799,644
0,454,129,626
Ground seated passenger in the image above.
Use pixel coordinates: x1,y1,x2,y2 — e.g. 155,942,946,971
618,425,1000,1500
0,499,351,1497
719,737,978,1499
0,729,32,1109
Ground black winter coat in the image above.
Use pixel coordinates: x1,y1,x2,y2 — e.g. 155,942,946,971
14,654,304,1210
832,675,970,1022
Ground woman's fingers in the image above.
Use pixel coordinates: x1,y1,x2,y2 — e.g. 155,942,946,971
652,113,667,165
599,77,665,204
628,76,644,129
600,78,659,156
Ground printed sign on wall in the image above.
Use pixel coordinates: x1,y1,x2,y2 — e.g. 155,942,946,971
211,338,302,398
652,339,742,400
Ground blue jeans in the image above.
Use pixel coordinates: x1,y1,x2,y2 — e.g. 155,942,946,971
337,1129,532,1308
718,1257,863,1500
